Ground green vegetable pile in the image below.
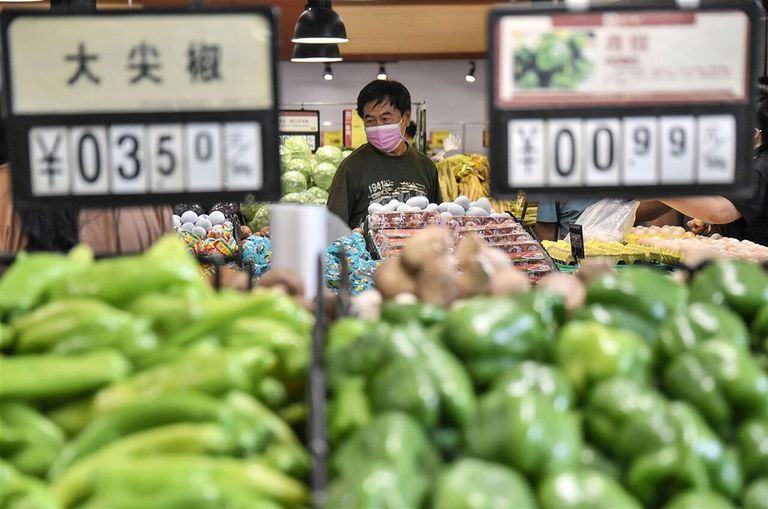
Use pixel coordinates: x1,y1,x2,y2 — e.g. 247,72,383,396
0,236,313,509
242,137,349,232
325,261,768,509
515,31,594,90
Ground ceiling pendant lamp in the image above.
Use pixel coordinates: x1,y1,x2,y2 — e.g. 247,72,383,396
292,0,349,45
465,61,476,83
377,63,388,80
291,43,343,63
323,64,334,81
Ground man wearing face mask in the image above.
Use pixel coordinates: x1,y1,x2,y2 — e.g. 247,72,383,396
327,80,441,228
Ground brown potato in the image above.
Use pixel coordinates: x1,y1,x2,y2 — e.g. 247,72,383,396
374,257,418,299
417,255,459,307
401,226,453,273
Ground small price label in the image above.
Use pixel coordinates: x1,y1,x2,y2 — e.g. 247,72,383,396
569,223,585,261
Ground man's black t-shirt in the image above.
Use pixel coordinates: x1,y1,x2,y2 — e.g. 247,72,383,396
326,143,441,228
723,150,768,245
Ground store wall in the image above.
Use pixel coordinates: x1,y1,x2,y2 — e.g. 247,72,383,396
279,59,488,153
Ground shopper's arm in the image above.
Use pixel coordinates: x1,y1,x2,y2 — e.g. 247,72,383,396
659,197,742,225
535,222,558,242
635,200,672,223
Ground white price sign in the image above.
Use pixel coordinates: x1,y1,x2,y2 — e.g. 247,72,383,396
28,122,264,197
489,1,760,199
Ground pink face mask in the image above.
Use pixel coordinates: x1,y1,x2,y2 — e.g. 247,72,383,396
365,121,405,153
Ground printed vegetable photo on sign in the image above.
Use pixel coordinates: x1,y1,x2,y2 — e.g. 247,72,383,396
514,31,595,90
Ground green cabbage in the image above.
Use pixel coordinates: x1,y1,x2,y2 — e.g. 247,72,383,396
341,149,353,160
283,136,312,161
315,145,343,167
306,186,329,203
281,170,308,194
312,162,337,191
248,205,270,232
281,192,309,204
285,158,312,180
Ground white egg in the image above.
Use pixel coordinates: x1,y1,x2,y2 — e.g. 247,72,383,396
446,204,466,216
191,226,207,238
455,196,471,210
195,218,212,230
368,203,384,214
438,202,452,213
172,215,181,229
208,211,226,225
475,197,493,213
425,203,440,212
396,204,412,212
439,211,452,221
180,222,195,232
180,211,198,224
405,196,429,209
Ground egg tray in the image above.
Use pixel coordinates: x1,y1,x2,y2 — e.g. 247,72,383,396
366,211,442,230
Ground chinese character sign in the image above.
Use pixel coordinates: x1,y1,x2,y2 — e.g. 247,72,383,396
6,13,273,113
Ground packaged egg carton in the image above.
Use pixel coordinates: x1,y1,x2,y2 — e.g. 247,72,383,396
367,211,441,230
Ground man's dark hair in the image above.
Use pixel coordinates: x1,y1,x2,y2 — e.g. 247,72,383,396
757,77,768,152
405,121,417,138
357,79,411,118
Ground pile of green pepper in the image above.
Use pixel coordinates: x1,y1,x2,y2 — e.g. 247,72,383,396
326,262,768,509
0,237,313,509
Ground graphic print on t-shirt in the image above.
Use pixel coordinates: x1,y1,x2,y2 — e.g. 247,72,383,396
367,179,427,205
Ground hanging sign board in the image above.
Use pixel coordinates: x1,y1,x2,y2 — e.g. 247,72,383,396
1,8,280,208
488,0,762,200
343,109,367,149
279,110,320,151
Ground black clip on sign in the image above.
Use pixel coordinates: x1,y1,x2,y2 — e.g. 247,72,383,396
1,7,282,209
488,0,763,202
569,223,585,262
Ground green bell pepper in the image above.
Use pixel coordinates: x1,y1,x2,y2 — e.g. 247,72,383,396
744,477,768,509
657,302,750,364
516,289,567,335
0,458,57,509
571,302,658,344
0,245,92,320
0,402,65,477
664,340,768,432
369,358,440,430
0,349,131,401
328,376,371,445
331,412,440,480
556,320,651,395
538,469,642,509
325,461,427,509
325,317,370,357
579,445,621,480
663,490,737,509
466,391,581,481
93,346,275,414
586,378,742,499
738,418,768,480
690,260,768,321
587,266,688,325
432,458,536,509
381,301,447,327
627,444,711,507
753,304,768,351
491,361,573,412
442,297,552,386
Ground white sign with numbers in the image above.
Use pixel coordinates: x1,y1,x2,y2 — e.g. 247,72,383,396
27,122,264,197
507,115,735,187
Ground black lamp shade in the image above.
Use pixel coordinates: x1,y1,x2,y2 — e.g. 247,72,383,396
292,5,349,44
291,43,342,63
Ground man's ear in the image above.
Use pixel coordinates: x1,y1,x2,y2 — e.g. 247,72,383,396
402,111,412,129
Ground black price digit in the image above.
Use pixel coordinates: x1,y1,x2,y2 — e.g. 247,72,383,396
670,127,686,156
554,129,576,177
633,126,650,156
117,134,141,180
194,132,213,162
593,127,614,171
78,133,101,184
157,135,176,176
